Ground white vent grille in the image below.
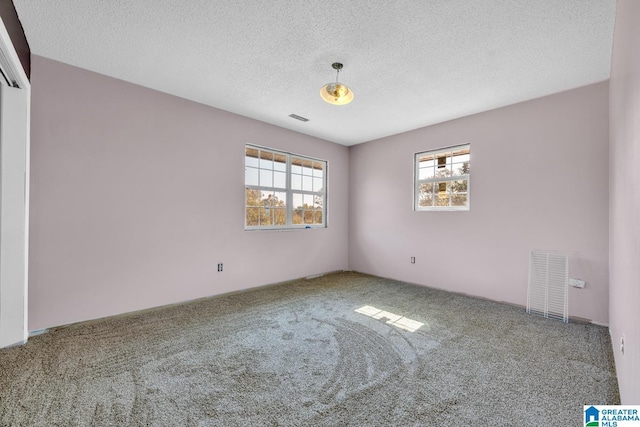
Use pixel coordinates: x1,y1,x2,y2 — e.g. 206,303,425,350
527,251,569,323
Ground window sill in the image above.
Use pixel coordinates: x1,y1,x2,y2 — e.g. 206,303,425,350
244,226,327,232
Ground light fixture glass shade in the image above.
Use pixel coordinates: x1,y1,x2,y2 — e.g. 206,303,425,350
320,82,354,105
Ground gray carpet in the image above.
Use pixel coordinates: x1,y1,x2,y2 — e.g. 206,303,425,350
0,272,619,426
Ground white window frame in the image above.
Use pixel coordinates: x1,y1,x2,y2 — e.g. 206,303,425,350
245,145,327,230
414,144,470,211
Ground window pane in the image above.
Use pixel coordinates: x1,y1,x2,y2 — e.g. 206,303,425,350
313,164,324,178
419,195,434,207
246,208,259,226
293,209,303,224
261,191,274,203
303,194,314,208
435,193,450,206
436,152,450,169
273,192,287,206
291,157,303,172
419,160,435,169
259,207,272,225
419,182,434,194
418,154,434,164
273,154,287,171
451,180,468,193
303,210,314,224
293,193,303,208
274,171,286,188
291,174,302,190
259,191,276,226
452,152,469,163
313,177,323,192
434,165,451,178
245,148,259,167
273,208,287,225
452,162,470,176
259,151,274,169
245,167,259,186
418,183,434,207
419,167,434,180
246,189,261,207
260,169,273,187
452,194,468,207
314,211,323,224
452,146,470,157
301,159,313,175
302,176,313,191
314,195,324,209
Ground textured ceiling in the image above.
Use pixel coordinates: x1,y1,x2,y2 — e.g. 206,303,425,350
14,0,616,146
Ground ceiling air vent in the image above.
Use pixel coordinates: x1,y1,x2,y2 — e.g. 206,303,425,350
288,114,309,122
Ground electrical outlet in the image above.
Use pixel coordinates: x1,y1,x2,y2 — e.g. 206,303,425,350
410,257,415,264
569,278,586,288
217,263,223,272
621,335,625,354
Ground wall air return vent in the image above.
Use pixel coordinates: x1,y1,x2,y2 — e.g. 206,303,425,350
527,251,569,323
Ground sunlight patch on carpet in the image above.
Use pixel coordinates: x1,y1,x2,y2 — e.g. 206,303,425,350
355,305,425,332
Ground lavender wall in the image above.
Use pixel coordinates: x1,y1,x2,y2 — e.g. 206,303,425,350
28,55,349,330
29,52,615,356
349,82,610,324
609,0,640,404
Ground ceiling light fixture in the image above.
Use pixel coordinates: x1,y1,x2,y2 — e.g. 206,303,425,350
320,62,354,106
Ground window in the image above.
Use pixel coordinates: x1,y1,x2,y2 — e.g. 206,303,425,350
415,144,470,210
245,145,326,229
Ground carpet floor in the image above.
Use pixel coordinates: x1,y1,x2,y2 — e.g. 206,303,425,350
0,272,619,426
